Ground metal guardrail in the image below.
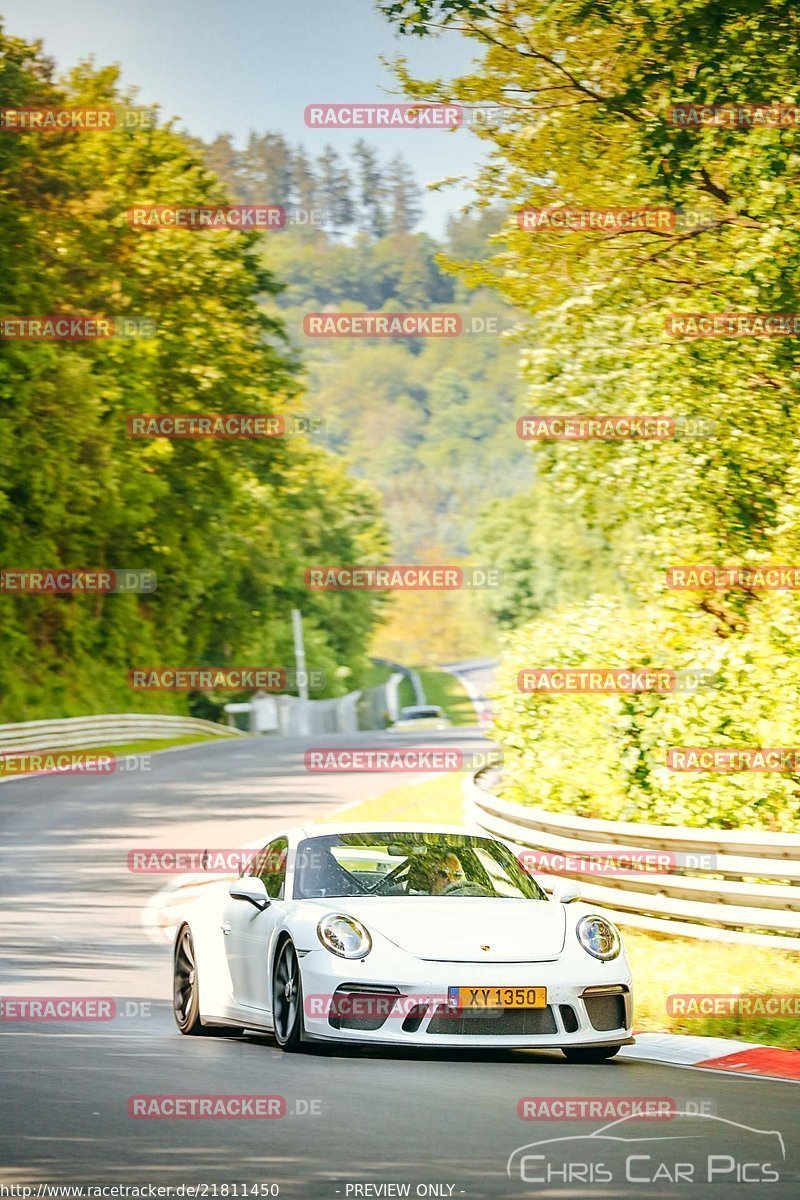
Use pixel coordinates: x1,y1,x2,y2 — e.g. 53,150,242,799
464,770,800,950
277,690,362,736
370,657,425,707
0,713,245,753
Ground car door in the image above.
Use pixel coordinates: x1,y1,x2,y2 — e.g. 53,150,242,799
222,837,287,1011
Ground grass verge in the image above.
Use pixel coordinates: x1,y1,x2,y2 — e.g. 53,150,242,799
416,667,475,725
319,772,466,826
625,931,800,1048
360,662,395,691
329,772,800,1049
398,674,416,709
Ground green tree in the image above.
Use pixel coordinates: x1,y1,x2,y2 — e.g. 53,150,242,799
384,153,423,233
0,31,388,720
317,145,355,233
241,131,294,205
352,139,388,236
378,0,800,829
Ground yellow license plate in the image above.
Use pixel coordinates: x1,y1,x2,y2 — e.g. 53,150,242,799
449,986,547,1009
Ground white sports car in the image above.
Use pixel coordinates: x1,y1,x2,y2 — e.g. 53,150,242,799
390,705,451,731
173,822,633,1060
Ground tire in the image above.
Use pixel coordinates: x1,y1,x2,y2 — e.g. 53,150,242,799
272,938,306,1052
173,924,243,1037
562,1045,622,1063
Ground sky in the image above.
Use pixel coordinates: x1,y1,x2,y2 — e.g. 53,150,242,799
1,0,488,235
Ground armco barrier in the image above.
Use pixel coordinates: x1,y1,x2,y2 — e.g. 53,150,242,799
370,656,425,707
0,713,245,754
464,770,800,950
276,690,362,736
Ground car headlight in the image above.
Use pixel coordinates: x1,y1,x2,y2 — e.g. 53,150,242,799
317,914,372,959
576,915,621,961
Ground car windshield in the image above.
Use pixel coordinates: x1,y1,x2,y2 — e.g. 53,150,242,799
293,832,547,900
399,707,442,719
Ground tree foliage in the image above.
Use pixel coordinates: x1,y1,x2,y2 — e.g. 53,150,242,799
379,0,800,827
192,130,425,238
0,29,387,720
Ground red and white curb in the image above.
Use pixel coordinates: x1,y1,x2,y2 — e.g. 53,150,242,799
621,1032,800,1082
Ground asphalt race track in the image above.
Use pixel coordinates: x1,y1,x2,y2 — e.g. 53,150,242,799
1,673,798,1198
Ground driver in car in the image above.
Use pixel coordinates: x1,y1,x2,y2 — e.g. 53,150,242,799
412,850,467,896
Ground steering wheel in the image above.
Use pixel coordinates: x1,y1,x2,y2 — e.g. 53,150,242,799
441,880,494,897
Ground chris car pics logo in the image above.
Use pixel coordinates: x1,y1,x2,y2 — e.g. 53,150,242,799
507,1112,784,1186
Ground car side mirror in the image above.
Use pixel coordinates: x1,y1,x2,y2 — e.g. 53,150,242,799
229,877,270,911
551,880,581,904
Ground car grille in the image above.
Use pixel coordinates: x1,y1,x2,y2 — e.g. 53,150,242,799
584,993,626,1032
426,1005,558,1036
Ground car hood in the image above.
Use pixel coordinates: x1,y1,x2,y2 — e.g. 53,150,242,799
309,897,566,962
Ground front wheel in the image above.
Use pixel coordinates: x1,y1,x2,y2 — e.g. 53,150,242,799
272,939,306,1051
562,1045,622,1063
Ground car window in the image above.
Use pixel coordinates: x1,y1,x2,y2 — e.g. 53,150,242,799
293,833,547,900
257,837,288,899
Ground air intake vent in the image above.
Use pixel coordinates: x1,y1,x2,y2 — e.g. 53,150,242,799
328,985,400,1032
426,1006,557,1036
584,994,626,1032
401,1004,429,1034
559,1004,579,1033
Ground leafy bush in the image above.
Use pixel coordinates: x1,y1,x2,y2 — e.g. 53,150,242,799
492,594,800,830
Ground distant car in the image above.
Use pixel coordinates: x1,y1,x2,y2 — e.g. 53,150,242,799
390,704,451,731
172,821,633,1057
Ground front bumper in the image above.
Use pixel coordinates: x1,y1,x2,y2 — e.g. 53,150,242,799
299,947,632,1048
